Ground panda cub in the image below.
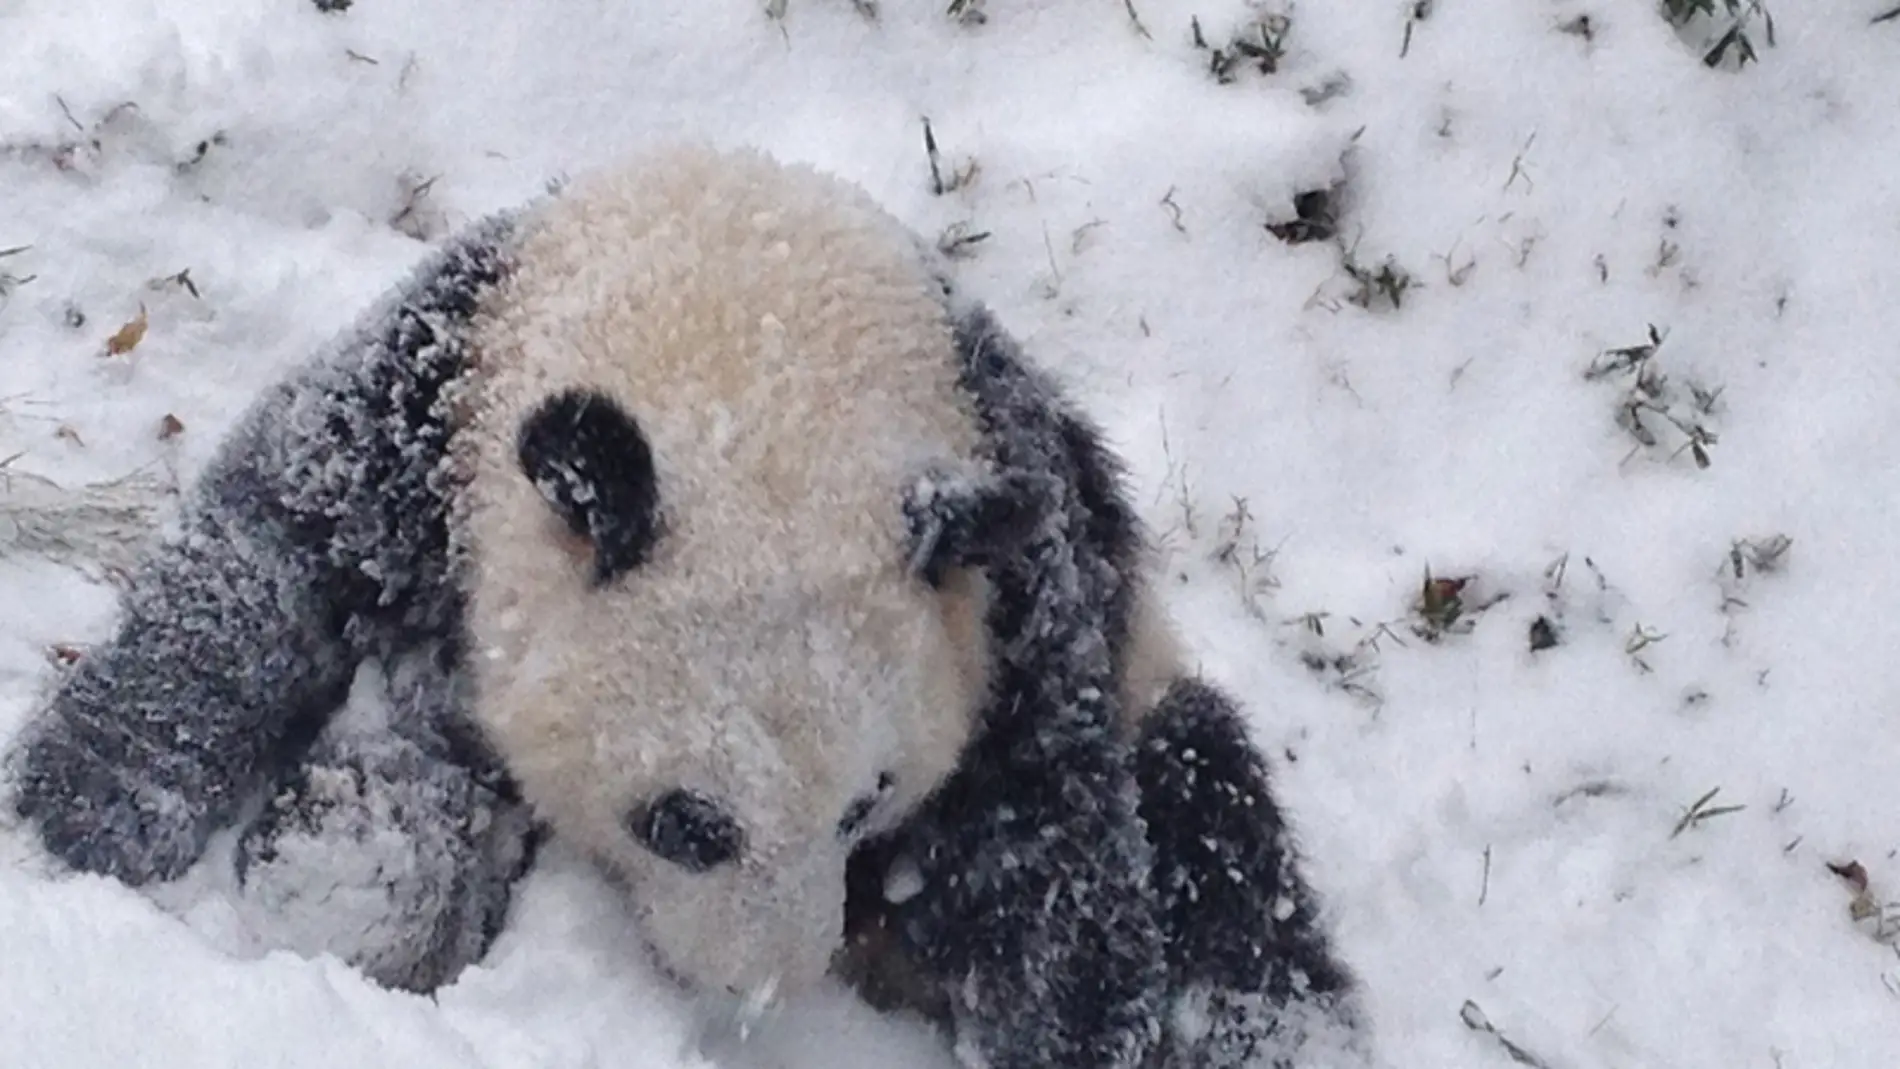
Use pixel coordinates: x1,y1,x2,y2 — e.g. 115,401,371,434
7,144,1363,1068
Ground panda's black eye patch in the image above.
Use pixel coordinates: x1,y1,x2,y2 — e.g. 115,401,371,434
516,387,660,587
629,788,744,872
837,771,897,839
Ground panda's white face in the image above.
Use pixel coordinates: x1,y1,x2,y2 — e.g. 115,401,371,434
454,144,992,1000
480,557,987,999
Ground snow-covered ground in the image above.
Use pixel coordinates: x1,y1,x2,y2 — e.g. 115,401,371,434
3,0,1898,1065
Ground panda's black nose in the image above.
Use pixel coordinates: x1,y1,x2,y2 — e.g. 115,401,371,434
628,788,745,872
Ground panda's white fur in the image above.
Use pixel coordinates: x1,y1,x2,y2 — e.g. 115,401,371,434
456,147,994,994
7,142,1366,1069
1117,572,1188,730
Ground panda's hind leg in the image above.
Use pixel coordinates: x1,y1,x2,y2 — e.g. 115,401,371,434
232,643,541,993
1134,677,1361,1067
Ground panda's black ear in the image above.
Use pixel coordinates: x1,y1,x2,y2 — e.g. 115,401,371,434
903,469,1055,587
517,388,661,586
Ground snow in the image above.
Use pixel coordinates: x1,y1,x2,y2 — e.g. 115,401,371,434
2,0,1897,1065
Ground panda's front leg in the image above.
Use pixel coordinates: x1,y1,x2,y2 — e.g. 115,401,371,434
231,642,541,993
7,225,510,895
901,729,1170,1069
8,437,364,886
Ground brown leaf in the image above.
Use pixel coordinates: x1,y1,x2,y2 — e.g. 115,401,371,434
1829,860,1883,923
47,643,85,666
54,424,85,447
1828,860,1869,893
158,413,185,439
104,302,148,356
1419,571,1472,623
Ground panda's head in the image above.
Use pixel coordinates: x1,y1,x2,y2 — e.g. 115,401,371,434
455,145,1035,1001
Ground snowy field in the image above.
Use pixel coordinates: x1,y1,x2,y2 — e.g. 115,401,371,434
3,0,1899,1066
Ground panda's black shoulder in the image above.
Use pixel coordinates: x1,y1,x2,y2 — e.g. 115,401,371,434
938,294,1145,669
187,210,522,652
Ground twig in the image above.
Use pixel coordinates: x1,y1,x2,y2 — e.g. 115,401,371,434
1459,1001,1553,1068
53,95,84,132
1159,187,1187,234
923,118,946,196
1502,132,1538,193
0,466,169,574
1121,0,1152,38
1670,786,1746,839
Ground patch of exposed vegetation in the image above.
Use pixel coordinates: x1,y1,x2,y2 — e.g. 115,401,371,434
1661,0,1776,69
1190,8,1290,83
1585,324,1722,471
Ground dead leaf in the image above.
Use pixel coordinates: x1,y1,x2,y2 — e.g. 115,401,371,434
1828,859,1869,893
54,424,85,447
1830,859,1882,923
104,303,148,356
147,268,199,299
158,413,185,440
47,644,84,667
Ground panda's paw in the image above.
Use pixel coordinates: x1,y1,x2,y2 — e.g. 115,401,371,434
233,749,535,994
9,716,219,886
1160,986,1361,1069
902,466,1060,585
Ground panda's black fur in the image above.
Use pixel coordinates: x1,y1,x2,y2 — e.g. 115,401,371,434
839,306,1361,1068
7,147,1362,1067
